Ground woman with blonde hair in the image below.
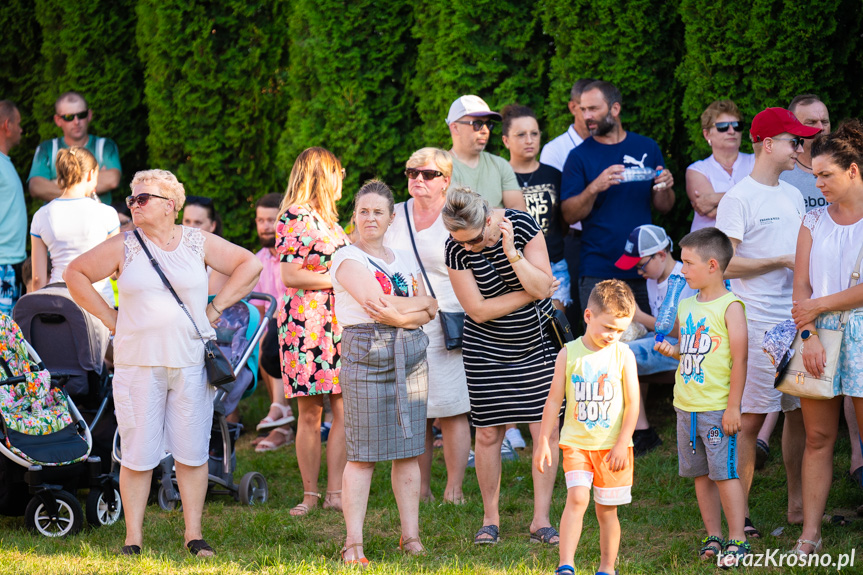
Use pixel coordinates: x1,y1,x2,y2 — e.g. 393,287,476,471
66,168,261,556
384,147,471,504
30,147,120,301
443,186,561,545
276,147,350,515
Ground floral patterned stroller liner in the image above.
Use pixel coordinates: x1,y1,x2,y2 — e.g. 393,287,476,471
0,312,83,465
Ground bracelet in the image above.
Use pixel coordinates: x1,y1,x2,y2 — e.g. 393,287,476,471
209,301,223,315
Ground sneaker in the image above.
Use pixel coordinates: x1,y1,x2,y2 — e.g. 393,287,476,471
632,427,662,457
505,427,526,450
500,438,519,462
321,421,332,443
467,449,475,468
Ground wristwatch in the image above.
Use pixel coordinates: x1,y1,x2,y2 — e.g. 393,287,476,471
801,329,817,341
507,250,524,264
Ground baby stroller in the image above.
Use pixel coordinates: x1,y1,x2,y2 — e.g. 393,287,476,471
0,311,121,537
112,292,277,510
13,284,115,473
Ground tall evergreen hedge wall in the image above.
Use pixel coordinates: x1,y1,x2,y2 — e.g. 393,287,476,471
3,0,862,247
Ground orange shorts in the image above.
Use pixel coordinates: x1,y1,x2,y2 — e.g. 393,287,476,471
560,444,634,506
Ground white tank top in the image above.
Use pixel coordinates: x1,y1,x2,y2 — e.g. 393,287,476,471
114,226,215,367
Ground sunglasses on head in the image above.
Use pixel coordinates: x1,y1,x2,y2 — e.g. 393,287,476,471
126,192,171,208
713,121,742,133
57,110,89,122
454,119,495,132
405,168,444,181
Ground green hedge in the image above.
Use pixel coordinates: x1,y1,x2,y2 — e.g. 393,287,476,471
136,0,291,245
3,0,863,247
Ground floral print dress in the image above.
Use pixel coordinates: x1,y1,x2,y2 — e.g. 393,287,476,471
276,206,350,397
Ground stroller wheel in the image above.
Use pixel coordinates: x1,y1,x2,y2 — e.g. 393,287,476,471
86,485,123,527
238,472,268,505
25,490,84,537
157,482,182,512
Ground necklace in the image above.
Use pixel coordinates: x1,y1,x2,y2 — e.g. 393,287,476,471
164,226,176,246
518,170,537,188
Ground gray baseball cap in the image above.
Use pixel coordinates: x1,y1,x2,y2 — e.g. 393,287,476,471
445,95,502,126
615,225,672,270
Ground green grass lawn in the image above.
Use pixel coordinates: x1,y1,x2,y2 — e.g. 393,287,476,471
1,384,861,574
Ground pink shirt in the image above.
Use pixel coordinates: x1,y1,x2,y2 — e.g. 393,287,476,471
253,247,283,302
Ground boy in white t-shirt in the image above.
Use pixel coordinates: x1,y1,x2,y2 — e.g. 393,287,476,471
614,225,697,455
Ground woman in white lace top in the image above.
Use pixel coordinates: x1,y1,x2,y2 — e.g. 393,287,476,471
790,119,863,558
65,169,261,558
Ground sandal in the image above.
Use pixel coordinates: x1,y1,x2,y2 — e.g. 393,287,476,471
718,538,751,569
120,545,141,556
255,427,294,453
849,466,863,489
743,516,761,539
323,490,342,511
341,542,370,567
755,438,770,470
529,525,560,546
290,491,321,516
186,539,215,557
257,402,295,430
399,535,425,555
473,524,499,545
554,566,575,575
790,537,822,557
699,535,724,560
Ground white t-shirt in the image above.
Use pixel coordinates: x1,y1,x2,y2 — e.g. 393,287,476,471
540,125,584,172
646,260,698,317
331,244,422,327
384,199,463,315
30,197,120,300
715,176,804,322
687,152,754,231
803,207,863,299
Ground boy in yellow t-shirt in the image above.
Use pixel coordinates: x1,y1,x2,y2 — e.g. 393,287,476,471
654,227,749,568
535,280,640,575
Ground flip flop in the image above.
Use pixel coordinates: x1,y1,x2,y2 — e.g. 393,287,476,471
529,525,560,546
255,427,294,453
256,402,295,430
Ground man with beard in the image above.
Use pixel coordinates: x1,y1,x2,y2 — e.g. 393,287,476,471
560,81,675,313
447,95,525,210
250,192,296,452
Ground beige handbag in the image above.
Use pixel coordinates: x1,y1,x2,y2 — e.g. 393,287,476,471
775,243,863,400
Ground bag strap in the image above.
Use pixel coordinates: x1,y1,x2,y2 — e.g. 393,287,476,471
403,202,437,299
839,242,863,327
132,229,211,349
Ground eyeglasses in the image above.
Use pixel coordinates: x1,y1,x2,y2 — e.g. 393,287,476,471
713,121,742,133
57,110,89,122
126,192,171,208
771,136,806,149
637,253,657,273
405,168,444,181
450,223,487,247
454,119,495,132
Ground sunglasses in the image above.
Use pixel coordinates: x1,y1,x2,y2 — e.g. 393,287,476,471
450,223,487,247
771,136,806,149
405,168,444,181
713,121,743,133
454,119,495,132
126,192,171,208
57,110,89,122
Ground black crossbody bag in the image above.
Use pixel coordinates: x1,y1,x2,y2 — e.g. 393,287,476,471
403,202,465,350
133,230,235,388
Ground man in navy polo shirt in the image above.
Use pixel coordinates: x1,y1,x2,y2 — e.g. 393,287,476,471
560,81,675,313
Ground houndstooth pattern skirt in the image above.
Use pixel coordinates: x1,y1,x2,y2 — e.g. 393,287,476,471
340,323,430,462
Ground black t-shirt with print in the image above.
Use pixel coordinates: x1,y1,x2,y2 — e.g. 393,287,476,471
515,163,565,262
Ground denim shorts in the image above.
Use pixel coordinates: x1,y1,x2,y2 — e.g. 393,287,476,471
551,259,572,307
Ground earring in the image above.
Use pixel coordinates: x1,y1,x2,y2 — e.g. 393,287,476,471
708,140,712,146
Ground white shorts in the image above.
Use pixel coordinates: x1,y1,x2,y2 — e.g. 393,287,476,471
742,319,801,414
113,364,215,471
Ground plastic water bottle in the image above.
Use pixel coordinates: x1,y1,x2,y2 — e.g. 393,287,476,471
654,274,687,343
620,167,657,182
0,264,17,316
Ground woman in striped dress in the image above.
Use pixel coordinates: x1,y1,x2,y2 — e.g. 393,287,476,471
443,187,561,546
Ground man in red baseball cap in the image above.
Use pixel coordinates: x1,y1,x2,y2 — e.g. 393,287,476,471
714,106,820,538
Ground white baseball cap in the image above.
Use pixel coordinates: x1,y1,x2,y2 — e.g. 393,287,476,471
445,95,502,126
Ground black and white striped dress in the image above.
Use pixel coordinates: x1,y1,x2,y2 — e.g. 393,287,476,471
445,209,557,427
